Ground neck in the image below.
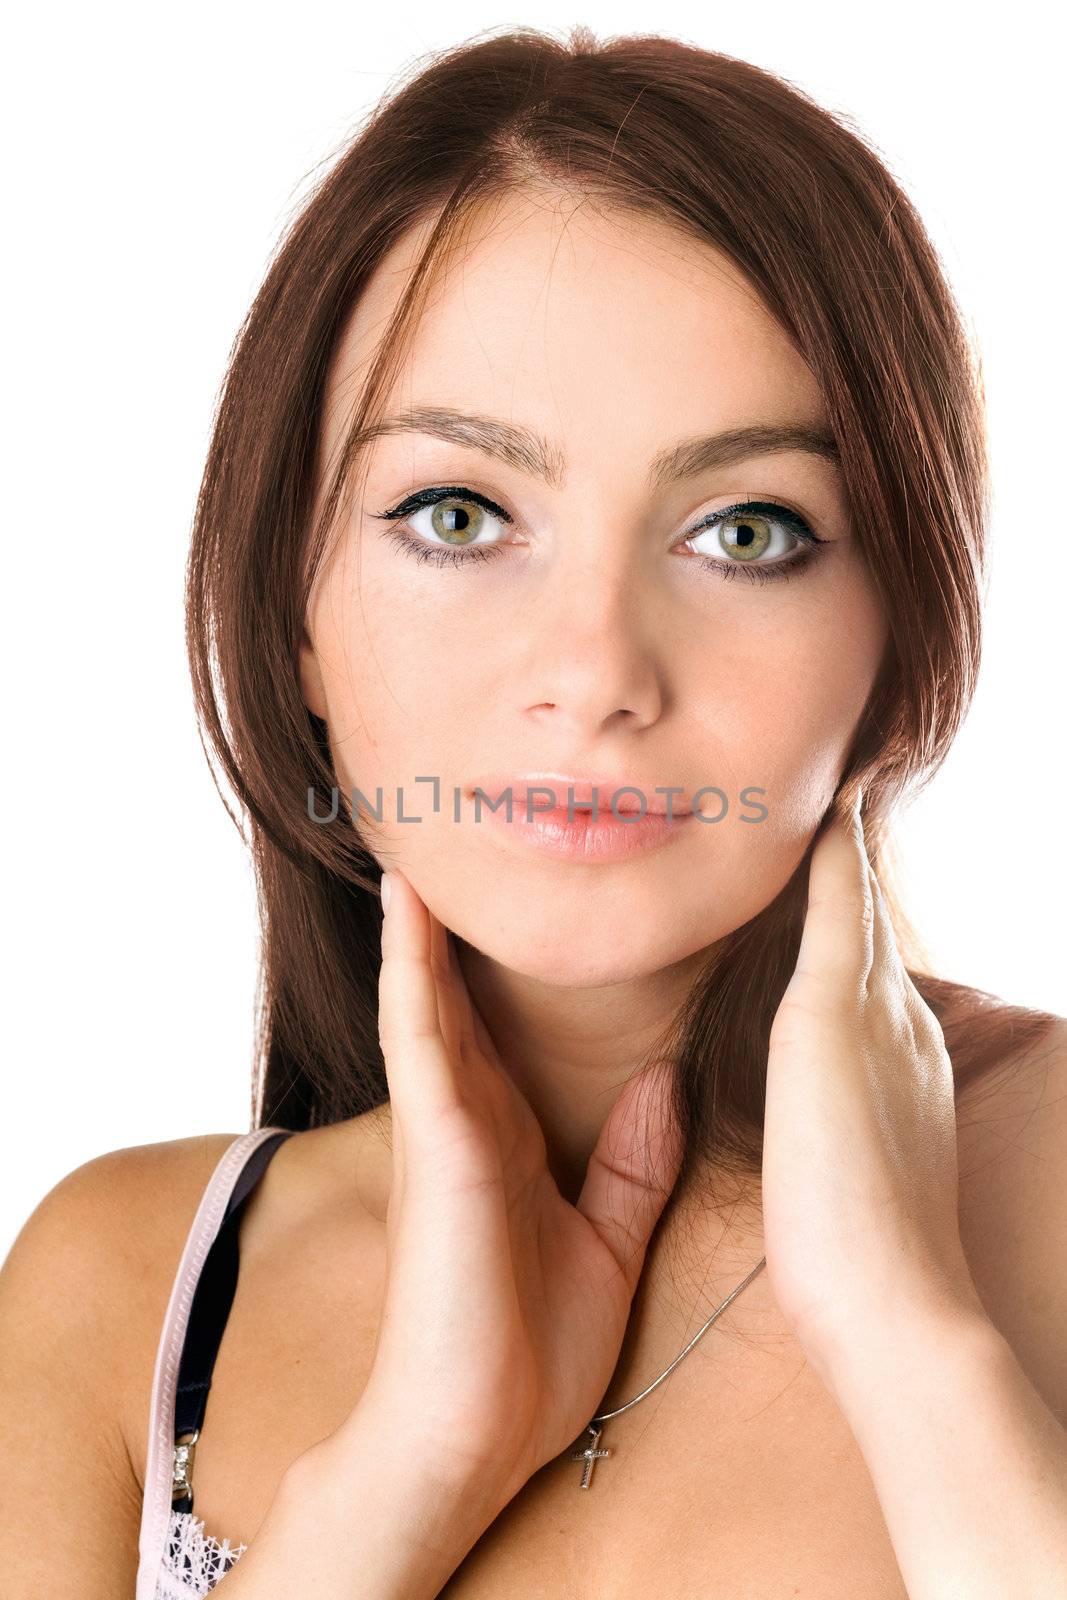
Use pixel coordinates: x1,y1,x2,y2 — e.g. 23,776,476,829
456,935,717,1203
454,935,776,1335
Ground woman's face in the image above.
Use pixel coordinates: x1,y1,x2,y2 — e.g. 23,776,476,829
301,186,888,986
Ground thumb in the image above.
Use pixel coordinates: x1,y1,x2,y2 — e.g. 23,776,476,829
574,1061,684,1298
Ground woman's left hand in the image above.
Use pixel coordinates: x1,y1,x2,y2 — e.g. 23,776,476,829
761,788,988,1381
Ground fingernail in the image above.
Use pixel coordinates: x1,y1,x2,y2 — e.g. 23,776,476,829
381,872,393,913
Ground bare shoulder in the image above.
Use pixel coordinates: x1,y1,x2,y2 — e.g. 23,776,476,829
2,1135,246,1423
1,1130,245,1336
0,1112,391,1543
32,1128,247,1243
0,1131,243,1590
954,1007,1067,1422
955,1005,1067,1173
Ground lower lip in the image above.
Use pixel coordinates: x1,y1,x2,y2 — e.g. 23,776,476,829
471,797,695,862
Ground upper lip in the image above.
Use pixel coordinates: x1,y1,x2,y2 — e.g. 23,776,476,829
468,771,693,815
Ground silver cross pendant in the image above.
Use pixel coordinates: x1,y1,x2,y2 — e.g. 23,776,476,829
571,1422,611,1488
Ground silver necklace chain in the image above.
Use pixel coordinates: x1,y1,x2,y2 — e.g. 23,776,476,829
569,1254,767,1488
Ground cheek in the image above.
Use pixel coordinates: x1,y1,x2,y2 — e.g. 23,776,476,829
319,590,475,801
703,670,867,827
681,586,884,853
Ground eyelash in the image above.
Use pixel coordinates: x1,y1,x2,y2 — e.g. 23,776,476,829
372,485,828,585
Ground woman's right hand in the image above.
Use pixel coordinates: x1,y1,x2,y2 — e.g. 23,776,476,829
321,867,684,1508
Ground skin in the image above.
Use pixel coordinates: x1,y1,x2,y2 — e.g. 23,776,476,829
298,181,890,1359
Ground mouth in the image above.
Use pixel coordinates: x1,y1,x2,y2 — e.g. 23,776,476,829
469,773,695,817
465,777,696,863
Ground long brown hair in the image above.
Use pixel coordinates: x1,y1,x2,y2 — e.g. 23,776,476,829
185,24,1058,1208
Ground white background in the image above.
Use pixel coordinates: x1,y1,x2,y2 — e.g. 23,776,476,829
3,1,1063,1261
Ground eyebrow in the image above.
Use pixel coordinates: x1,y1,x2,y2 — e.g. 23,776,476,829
351,405,839,492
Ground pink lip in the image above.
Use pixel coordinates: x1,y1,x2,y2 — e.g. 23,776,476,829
470,772,694,815
466,773,695,863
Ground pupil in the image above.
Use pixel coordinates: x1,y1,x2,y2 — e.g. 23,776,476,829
446,506,470,530
736,522,754,546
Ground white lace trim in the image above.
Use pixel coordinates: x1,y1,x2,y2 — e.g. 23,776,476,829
154,1508,247,1597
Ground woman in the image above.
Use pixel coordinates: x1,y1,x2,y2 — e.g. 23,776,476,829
2,24,1064,1599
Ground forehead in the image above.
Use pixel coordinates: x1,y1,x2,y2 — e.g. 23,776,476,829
322,185,826,460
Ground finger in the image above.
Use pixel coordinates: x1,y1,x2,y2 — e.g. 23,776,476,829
849,790,895,995
427,908,462,1066
378,871,464,1126
792,789,875,994
469,1000,503,1069
575,1061,684,1298
447,936,504,1069
447,935,478,1054
866,860,898,1000
868,864,937,1029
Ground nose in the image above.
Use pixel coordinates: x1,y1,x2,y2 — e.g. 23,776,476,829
517,561,666,738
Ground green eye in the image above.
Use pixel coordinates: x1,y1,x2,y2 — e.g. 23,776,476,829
428,498,489,547
373,484,510,566
717,513,773,562
683,499,826,584
374,486,827,582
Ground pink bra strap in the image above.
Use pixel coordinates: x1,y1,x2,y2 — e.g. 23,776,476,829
135,1128,289,1600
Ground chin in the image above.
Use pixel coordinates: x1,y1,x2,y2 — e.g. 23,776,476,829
452,904,720,990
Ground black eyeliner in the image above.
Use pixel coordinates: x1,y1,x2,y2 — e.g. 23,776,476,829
375,485,513,523
373,485,829,581
696,499,826,545
375,488,824,543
